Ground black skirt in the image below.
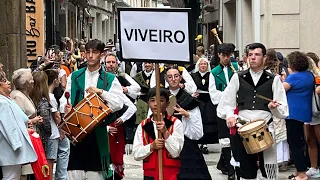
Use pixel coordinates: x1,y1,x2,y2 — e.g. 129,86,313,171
178,136,212,180
197,93,219,144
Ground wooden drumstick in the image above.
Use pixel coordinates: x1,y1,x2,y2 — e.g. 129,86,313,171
256,94,282,105
65,92,70,105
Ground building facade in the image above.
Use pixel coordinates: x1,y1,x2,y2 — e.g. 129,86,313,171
220,0,320,57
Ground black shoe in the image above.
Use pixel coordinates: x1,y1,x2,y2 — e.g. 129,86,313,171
216,164,228,175
201,147,209,154
228,174,236,180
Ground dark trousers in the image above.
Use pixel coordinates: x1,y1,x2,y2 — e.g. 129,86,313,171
230,133,267,179
286,119,308,172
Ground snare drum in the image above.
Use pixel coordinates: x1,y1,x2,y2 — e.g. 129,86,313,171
59,93,112,145
238,119,274,154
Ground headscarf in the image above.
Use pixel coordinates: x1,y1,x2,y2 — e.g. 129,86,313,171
194,58,211,73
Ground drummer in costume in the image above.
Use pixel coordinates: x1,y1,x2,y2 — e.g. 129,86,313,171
133,62,154,125
150,64,197,95
165,66,212,180
217,43,288,180
210,43,238,180
132,87,184,180
191,58,219,154
63,39,124,180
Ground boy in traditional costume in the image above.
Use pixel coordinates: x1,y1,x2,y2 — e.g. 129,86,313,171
132,87,184,180
210,43,238,180
63,39,124,180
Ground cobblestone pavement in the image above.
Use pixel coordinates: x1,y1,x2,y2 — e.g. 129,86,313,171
123,144,295,180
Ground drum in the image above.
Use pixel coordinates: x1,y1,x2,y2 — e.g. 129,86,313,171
59,93,112,145
238,119,274,154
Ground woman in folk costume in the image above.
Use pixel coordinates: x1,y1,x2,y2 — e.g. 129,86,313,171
133,62,154,125
165,66,212,180
265,48,290,171
150,63,197,95
217,43,289,180
191,58,219,154
62,39,124,180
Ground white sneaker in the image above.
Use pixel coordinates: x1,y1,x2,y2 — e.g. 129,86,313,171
306,167,320,178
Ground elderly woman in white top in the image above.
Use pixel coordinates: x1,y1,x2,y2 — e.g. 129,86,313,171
10,68,43,179
0,72,37,180
191,58,218,154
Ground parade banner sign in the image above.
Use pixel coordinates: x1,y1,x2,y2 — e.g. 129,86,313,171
118,8,192,63
26,0,44,63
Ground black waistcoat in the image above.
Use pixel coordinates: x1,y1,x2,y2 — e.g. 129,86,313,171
191,72,210,91
237,69,274,112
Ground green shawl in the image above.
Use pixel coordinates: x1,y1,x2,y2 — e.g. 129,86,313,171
70,67,116,179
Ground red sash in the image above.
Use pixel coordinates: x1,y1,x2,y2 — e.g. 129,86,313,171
108,122,125,178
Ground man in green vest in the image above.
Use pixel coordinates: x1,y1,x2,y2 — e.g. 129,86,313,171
63,39,124,180
209,43,238,180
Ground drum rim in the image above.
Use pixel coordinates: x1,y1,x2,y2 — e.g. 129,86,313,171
238,119,267,133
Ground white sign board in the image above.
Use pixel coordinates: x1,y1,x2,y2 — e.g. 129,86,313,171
118,8,192,63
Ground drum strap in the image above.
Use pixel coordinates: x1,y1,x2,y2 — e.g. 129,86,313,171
267,118,273,125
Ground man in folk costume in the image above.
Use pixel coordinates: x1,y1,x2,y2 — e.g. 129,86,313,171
217,43,289,180
165,67,211,180
105,54,141,103
63,39,124,180
106,92,137,180
210,43,238,180
133,62,154,125
150,64,197,95
191,58,219,154
105,54,140,146
132,87,184,180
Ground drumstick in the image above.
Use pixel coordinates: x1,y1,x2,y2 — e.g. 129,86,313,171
65,92,70,105
256,94,282,105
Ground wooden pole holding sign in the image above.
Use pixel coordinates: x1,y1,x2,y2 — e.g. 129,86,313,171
117,8,193,180
155,63,163,180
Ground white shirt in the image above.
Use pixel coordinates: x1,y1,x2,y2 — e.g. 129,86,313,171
119,94,136,122
60,68,124,114
49,93,60,139
208,73,223,105
170,89,204,140
130,63,146,77
150,66,197,95
217,69,289,122
223,66,230,85
121,73,141,100
132,118,184,161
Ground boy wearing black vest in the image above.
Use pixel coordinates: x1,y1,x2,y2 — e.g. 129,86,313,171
217,43,288,180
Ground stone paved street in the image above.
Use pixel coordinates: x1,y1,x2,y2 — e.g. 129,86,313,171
123,144,295,180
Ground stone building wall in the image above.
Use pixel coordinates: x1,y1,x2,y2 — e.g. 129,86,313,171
0,0,27,79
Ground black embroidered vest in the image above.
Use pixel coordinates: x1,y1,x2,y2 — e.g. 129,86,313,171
237,69,274,112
